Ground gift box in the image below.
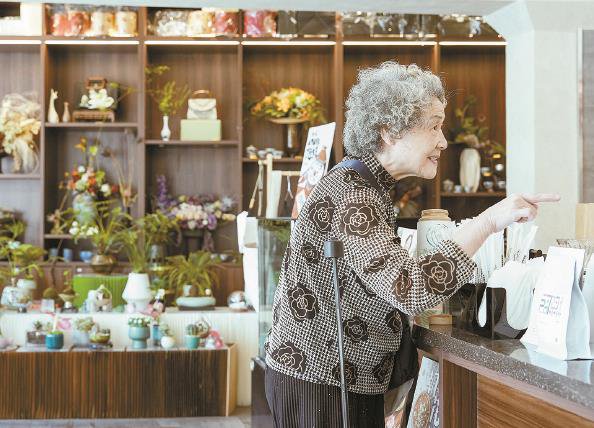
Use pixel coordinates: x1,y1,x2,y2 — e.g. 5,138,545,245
180,119,221,141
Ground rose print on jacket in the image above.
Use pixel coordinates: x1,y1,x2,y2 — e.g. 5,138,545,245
350,270,377,297
271,341,307,373
385,309,402,336
343,170,369,189
364,254,391,273
301,242,320,264
343,316,369,343
339,203,379,237
332,359,358,386
308,196,336,233
372,353,393,384
420,253,458,295
393,269,413,302
287,283,320,322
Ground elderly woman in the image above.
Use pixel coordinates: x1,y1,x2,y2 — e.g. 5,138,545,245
264,62,558,427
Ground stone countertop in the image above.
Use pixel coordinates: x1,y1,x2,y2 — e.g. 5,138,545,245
413,323,594,411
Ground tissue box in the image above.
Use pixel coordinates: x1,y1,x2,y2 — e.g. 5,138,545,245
180,119,221,141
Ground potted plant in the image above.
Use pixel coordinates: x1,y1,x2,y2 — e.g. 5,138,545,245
45,329,64,350
167,251,220,310
145,64,191,141
128,316,151,349
89,326,111,346
73,317,95,347
159,322,175,349
26,320,50,346
250,87,326,156
0,220,45,308
69,200,128,274
185,323,201,349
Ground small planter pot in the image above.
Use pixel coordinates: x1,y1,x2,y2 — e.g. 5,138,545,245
185,335,200,350
129,326,150,349
26,330,47,346
90,254,116,274
73,330,90,347
160,335,175,350
46,333,64,350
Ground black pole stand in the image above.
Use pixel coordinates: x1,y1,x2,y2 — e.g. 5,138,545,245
324,239,349,428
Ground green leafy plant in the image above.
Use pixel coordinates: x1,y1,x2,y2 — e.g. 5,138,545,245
69,200,129,256
0,220,45,285
121,213,172,273
450,95,505,154
166,251,220,297
159,322,172,337
128,316,151,328
145,65,191,116
48,330,63,335
185,323,200,336
142,211,180,246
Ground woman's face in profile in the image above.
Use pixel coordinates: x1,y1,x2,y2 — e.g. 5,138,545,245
382,98,448,180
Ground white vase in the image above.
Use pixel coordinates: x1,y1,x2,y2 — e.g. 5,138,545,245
122,272,153,313
161,115,171,141
17,278,36,301
459,147,481,193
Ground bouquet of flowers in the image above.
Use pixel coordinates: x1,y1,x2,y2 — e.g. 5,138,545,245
250,87,325,124
451,95,504,154
0,92,41,173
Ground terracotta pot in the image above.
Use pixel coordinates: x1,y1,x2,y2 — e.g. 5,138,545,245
90,254,116,274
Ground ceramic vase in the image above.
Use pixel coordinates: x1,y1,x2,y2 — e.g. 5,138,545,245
47,89,60,124
459,147,481,193
185,335,200,349
268,117,307,157
151,323,162,346
72,193,96,226
46,333,64,350
161,115,171,141
129,326,150,349
1,157,14,174
62,101,71,122
122,272,152,312
90,254,116,274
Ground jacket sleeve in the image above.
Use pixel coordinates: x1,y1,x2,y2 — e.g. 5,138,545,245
331,186,476,315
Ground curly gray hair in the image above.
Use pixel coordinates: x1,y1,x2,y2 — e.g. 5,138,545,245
343,61,445,157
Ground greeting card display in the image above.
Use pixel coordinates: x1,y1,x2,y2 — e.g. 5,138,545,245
291,122,335,219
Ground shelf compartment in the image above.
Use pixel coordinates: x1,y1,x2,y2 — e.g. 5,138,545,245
0,174,41,180
45,122,138,129
441,192,506,198
145,139,239,147
44,234,72,240
242,157,302,163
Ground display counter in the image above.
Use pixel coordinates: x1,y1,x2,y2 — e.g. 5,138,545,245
413,323,594,427
0,307,258,406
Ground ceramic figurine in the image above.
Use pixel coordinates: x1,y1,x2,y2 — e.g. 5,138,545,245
62,101,71,122
47,89,60,124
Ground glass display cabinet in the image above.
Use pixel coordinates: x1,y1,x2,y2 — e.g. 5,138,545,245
257,218,291,357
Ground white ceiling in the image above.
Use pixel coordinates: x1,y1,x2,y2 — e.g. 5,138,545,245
21,0,515,16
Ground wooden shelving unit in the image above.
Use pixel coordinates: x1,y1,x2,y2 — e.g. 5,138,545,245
0,6,506,255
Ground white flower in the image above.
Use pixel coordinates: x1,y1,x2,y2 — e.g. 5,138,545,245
187,220,197,230
77,165,85,173
7,240,20,250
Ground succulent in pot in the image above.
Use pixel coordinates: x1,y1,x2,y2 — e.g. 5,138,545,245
128,316,151,349
73,316,95,347
26,320,50,346
159,322,175,349
45,330,64,350
185,323,201,349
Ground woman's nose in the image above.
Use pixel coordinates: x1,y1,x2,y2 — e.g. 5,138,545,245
437,130,448,150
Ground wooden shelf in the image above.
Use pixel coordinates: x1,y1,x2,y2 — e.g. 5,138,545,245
145,140,239,147
0,174,41,180
441,192,506,198
44,234,72,240
44,36,140,44
45,122,138,129
242,158,302,163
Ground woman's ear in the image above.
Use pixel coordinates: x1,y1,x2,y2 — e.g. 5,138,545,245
380,128,399,146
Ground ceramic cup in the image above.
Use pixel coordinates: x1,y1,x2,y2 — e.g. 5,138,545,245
463,185,473,193
454,185,463,193
483,181,494,192
79,250,93,263
49,248,59,259
62,248,73,262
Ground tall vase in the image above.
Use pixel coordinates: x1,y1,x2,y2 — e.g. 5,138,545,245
72,193,96,226
268,117,308,157
161,115,171,141
62,101,71,123
459,148,481,193
123,272,153,313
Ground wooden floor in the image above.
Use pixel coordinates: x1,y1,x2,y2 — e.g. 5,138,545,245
0,407,251,428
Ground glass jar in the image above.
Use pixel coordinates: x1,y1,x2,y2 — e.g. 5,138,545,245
214,10,239,36
244,10,277,37
87,8,114,37
112,8,137,37
65,6,90,37
49,5,68,36
187,10,214,37
153,10,188,37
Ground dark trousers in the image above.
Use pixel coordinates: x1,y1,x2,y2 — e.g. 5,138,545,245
265,367,385,428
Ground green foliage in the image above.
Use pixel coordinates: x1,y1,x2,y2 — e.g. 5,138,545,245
42,287,59,300
166,251,220,297
0,219,45,284
185,323,200,336
74,317,95,332
145,64,191,116
141,212,179,246
451,95,505,154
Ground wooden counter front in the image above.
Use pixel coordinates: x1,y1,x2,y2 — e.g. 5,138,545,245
0,345,237,419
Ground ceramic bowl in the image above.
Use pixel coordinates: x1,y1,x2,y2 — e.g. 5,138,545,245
79,251,93,263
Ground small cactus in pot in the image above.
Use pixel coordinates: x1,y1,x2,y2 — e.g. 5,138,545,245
185,323,201,349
